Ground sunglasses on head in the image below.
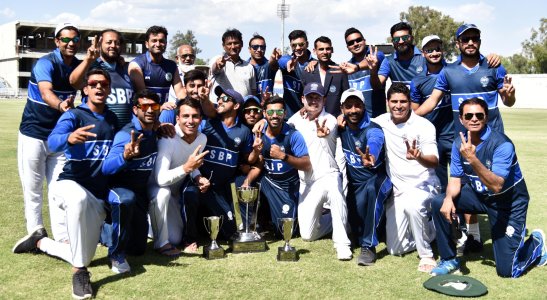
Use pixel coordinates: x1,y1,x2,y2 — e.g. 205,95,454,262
291,42,306,48
244,107,262,114
459,36,481,43
423,46,442,54
346,37,364,46
59,36,81,43
178,54,195,59
392,35,411,43
250,45,266,51
87,80,109,88
265,109,284,116
137,103,161,111
463,112,485,121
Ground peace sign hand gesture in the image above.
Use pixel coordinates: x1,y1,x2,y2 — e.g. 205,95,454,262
364,45,379,70
199,79,212,101
252,131,264,152
68,124,96,145
85,35,100,62
356,145,375,168
459,131,476,161
315,118,330,137
405,138,421,160
501,75,515,95
123,130,144,160
183,145,210,174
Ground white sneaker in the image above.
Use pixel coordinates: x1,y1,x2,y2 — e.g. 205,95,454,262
111,257,131,274
336,246,353,261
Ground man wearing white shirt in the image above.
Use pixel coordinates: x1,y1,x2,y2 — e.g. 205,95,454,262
372,82,440,273
287,82,352,260
148,98,210,256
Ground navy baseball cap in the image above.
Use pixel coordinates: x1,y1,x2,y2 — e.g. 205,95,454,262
456,24,481,38
303,82,325,97
214,86,244,104
243,95,261,108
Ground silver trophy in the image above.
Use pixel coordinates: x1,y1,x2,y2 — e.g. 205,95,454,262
231,186,267,253
203,216,225,259
277,217,298,261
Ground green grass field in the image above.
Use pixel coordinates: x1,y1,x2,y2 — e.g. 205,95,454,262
0,100,545,299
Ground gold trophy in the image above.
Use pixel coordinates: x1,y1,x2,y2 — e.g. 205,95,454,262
231,185,267,253
277,217,298,262
203,216,225,259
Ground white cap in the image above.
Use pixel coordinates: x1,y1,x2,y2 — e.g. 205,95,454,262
340,88,364,105
54,22,78,37
421,35,442,49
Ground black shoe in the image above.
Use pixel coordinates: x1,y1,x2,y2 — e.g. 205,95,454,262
464,235,483,254
12,225,48,253
357,247,376,266
72,269,92,299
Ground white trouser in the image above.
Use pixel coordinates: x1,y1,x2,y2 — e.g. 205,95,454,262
40,180,106,267
298,173,350,247
148,185,184,249
17,132,67,241
385,183,438,258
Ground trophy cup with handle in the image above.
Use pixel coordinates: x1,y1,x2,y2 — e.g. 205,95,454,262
277,217,298,261
231,186,267,253
203,216,225,259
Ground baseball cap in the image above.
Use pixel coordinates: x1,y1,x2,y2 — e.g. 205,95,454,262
214,85,244,104
303,82,325,97
456,24,481,38
421,35,442,49
54,22,79,37
243,95,261,108
340,88,364,105
423,274,488,297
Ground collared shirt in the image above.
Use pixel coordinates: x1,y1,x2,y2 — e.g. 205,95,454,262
378,46,426,86
209,56,256,103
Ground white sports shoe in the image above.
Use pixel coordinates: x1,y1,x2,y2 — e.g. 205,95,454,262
111,257,131,274
336,246,353,261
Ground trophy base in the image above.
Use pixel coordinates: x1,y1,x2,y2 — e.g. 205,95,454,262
277,246,298,262
203,246,226,260
231,235,268,253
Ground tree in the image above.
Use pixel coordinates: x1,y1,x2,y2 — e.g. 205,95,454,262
502,18,546,74
399,6,463,60
168,30,207,65
502,54,532,74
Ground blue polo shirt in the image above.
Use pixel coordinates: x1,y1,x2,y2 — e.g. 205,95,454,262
348,49,387,117
378,46,426,86
278,50,314,118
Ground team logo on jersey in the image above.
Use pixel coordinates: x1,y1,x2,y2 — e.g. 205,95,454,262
234,137,241,147
282,204,290,214
329,86,337,93
354,141,362,148
505,225,515,237
124,74,130,82
165,72,173,81
480,76,489,87
227,211,234,221
416,65,424,74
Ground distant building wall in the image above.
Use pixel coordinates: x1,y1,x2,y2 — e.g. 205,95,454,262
508,74,547,109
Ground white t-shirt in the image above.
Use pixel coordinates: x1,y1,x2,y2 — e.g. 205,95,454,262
209,56,256,103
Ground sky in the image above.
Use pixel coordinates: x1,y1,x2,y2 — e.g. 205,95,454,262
1,0,545,63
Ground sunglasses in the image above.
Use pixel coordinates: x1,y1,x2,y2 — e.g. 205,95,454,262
178,54,195,59
137,103,161,111
59,36,81,43
423,46,442,54
392,35,411,43
244,108,262,114
463,112,485,121
218,95,235,103
346,37,364,46
87,80,109,88
265,109,284,116
291,42,306,48
250,45,266,51
459,36,481,43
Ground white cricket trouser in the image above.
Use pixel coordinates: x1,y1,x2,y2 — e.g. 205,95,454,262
298,173,350,247
385,183,438,258
148,185,184,249
17,132,67,241
41,180,106,268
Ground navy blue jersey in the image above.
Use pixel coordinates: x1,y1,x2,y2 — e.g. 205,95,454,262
102,116,158,188
249,58,275,94
19,49,80,140
378,46,426,86
260,123,309,189
436,55,506,133
91,59,134,127
131,51,178,104
339,116,385,185
278,50,314,118
198,118,253,186
451,126,526,197
348,50,387,117
48,103,118,199
410,71,453,139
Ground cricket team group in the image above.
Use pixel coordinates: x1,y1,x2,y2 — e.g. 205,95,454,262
11,19,547,299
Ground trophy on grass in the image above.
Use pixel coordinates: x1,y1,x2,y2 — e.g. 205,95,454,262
277,217,298,262
203,216,225,259
231,184,267,253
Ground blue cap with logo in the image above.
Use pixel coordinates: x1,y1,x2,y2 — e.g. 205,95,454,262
214,85,244,104
303,82,325,97
243,95,261,107
456,24,481,38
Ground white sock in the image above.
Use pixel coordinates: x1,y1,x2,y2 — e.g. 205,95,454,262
467,223,481,241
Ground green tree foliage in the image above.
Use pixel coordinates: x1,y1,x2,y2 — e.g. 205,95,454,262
399,6,463,60
168,30,207,65
503,18,546,74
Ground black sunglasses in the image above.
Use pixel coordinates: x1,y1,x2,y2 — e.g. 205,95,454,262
463,112,485,121
346,37,364,46
423,46,442,54
250,45,266,51
459,36,481,43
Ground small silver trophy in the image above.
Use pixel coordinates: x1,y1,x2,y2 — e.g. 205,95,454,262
231,186,267,253
203,216,225,259
277,217,298,262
